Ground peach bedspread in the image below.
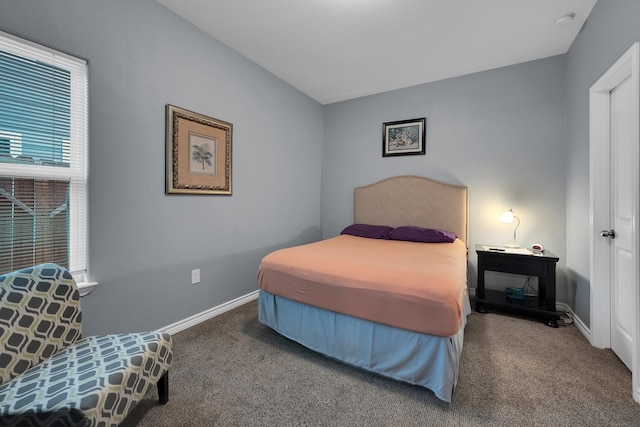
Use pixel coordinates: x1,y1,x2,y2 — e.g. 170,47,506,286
258,235,468,336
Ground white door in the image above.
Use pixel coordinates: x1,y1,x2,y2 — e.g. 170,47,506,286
609,75,635,370
590,42,640,404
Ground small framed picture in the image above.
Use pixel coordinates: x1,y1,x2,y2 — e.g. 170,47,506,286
166,104,232,195
382,117,426,157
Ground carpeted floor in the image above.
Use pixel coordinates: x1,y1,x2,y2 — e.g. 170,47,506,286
120,300,640,426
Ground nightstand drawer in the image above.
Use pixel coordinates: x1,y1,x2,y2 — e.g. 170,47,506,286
480,253,551,276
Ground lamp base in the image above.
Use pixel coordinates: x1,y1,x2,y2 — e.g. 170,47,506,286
504,243,520,248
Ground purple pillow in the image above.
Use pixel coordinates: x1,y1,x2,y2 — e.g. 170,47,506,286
340,224,393,239
388,226,457,243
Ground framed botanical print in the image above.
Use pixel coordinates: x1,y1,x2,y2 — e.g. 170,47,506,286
166,104,232,195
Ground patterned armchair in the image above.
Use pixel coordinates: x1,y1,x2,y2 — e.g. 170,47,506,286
0,264,173,427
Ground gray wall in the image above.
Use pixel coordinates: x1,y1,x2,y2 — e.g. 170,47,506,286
323,57,568,298
4,0,639,334
0,0,324,335
565,0,640,327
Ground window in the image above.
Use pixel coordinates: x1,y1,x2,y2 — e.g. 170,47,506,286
0,31,88,279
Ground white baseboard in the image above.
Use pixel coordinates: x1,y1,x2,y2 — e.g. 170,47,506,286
159,290,259,335
556,302,590,341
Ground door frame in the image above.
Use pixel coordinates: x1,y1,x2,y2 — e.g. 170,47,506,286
589,42,640,403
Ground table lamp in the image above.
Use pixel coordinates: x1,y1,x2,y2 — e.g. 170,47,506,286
500,208,520,247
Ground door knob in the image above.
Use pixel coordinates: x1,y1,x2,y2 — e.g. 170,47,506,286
600,229,616,239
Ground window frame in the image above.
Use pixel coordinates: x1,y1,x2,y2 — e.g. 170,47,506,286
0,30,88,281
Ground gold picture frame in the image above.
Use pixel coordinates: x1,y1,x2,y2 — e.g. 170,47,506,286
166,104,232,195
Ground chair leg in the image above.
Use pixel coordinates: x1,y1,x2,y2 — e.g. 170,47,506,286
157,371,169,405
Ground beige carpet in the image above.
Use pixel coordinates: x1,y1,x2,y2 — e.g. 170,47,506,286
120,300,640,426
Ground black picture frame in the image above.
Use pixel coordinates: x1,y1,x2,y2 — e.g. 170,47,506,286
382,117,426,157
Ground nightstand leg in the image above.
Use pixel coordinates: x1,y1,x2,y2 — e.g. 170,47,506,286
476,259,487,313
545,319,559,328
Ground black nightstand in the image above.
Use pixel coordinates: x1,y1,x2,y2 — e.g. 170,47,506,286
475,244,560,327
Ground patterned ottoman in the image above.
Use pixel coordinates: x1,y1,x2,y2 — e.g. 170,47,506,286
0,264,173,427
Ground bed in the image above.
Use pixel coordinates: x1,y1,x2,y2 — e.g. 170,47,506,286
257,175,469,402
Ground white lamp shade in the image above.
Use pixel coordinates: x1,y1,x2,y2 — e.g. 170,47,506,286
500,209,515,223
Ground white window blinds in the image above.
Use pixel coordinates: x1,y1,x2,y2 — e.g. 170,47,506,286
0,31,88,278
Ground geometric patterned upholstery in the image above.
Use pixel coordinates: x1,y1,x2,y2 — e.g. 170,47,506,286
0,264,82,386
0,264,173,427
0,332,173,427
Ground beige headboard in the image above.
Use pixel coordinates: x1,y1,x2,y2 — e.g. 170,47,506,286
354,175,468,245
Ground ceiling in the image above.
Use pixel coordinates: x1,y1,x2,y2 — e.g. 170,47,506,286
155,0,597,105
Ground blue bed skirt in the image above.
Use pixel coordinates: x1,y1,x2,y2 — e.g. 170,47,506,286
258,290,470,402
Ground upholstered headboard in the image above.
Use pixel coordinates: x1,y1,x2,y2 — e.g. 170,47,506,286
354,175,468,245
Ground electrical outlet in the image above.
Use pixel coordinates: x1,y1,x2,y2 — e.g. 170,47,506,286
191,269,200,285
